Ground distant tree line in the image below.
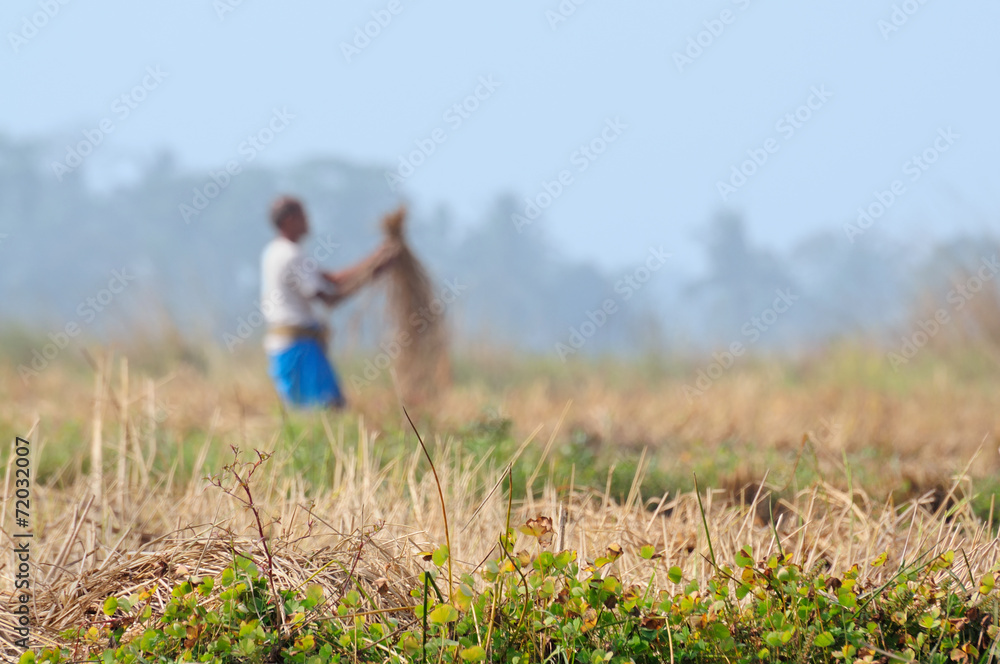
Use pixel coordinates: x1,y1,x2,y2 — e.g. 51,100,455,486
0,133,996,360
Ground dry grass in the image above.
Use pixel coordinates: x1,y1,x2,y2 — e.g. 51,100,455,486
1,355,999,653
3,347,1000,492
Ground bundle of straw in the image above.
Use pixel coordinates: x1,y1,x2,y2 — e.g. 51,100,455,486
380,206,451,404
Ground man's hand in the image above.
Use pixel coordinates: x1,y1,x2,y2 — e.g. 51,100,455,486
316,238,402,307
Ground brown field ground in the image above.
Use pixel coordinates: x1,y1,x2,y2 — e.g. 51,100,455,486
1,346,999,651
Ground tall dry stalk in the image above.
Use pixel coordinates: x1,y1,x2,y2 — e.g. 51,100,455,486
90,357,106,504
117,357,129,515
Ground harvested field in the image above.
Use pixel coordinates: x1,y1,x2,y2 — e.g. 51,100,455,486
1,351,999,661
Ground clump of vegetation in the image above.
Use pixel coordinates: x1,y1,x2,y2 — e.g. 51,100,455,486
16,447,1000,664
19,534,1000,663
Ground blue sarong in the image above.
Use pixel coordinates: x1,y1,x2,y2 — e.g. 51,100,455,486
267,338,345,409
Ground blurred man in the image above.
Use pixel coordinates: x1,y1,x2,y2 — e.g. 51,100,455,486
262,195,399,409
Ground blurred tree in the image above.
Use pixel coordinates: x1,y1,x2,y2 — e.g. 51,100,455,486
686,210,796,345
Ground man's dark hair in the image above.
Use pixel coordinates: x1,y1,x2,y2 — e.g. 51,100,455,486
270,195,304,228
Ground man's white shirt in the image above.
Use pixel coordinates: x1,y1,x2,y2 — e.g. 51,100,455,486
260,236,330,353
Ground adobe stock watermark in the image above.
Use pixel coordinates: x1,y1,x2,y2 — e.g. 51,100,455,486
878,0,932,40
8,0,71,54
349,278,468,388
672,0,754,73
545,0,587,31
683,288,798,401
341,0,408,63
18,268,137,384
222,234,341,351
810,416,843,448
887,255,1000,370
385,76,501,192
214,0,249,21
717,85,833,202
843,127,958,243
555,246,670,361
512,117,627,233
11,436,32,650
179,107,295,224
50,66,169,182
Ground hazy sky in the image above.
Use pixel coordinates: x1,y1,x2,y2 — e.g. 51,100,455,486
4,0,999,272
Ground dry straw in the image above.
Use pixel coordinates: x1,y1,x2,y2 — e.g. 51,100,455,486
2,407,998,653
380,206,450,405
3,356,1000,655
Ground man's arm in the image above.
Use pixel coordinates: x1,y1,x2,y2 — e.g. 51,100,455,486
314,240,401,307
